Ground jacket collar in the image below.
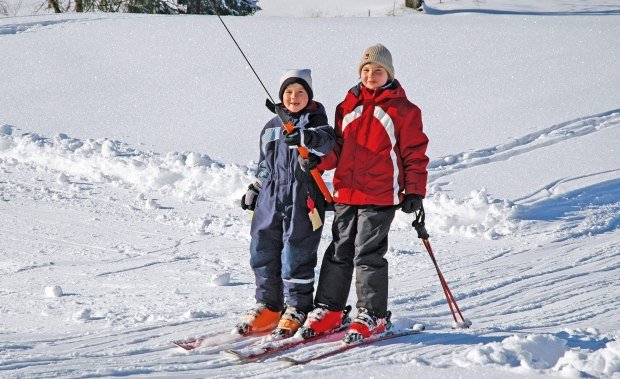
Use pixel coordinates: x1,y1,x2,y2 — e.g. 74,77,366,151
265,99,322,116
348,80,405,103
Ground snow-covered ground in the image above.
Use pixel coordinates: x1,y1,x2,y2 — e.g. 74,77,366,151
1,1,619,378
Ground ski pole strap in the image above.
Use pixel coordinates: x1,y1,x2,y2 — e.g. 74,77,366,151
411,206,430,240
265,98,277,114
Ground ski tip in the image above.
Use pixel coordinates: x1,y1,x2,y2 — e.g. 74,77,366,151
230,327,242,336
277,356,301,366
225,349,245,359
452,319,473,329
412,323,426,332
172,341,196,351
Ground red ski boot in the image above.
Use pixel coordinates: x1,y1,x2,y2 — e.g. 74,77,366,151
343,308,392,344
298,304,351,339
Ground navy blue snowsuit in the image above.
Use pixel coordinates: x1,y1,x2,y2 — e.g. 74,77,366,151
250,101,335,313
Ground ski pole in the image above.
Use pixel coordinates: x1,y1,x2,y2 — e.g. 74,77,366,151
273,106,333,203
210,3,333,203
412,206,470,328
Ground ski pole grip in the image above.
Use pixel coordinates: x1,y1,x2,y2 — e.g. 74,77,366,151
275,106,333,203
411,206,430,240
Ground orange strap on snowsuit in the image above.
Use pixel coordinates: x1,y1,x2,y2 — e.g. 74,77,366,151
275,107,333,204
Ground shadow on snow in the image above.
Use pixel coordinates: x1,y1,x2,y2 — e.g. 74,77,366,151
423,4,620,16
516,178,620,221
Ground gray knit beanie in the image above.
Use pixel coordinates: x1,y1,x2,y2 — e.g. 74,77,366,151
278,69,314,102
358,43,394,81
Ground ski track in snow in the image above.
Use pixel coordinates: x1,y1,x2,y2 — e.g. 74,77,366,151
424,109,620,243
428,108,620,183
0,19,78,36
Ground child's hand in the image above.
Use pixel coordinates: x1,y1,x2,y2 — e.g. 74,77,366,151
241,183,260,211
284,128,316,148
401,194,423,213
298,153,321,172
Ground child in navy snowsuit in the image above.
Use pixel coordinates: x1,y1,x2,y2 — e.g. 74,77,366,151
236,69,335,338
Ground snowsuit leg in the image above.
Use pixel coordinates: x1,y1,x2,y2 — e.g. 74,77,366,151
250,179,324,313
353,205,395,317
315,204,396,318
250,181,285,311
314,204,357,311
280,179,325,313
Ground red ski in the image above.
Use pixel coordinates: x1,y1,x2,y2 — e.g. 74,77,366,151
278,327,424,365
225,324,349,362
173,337,207,351
224,305,352,361
172,330,271,351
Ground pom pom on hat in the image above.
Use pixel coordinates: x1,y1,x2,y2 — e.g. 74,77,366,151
358,44,394,81
279,69,314,102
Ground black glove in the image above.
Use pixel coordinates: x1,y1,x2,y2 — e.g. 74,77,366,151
284,128,317,148
401,194,423,213
298,153,320,172
241,183,260,211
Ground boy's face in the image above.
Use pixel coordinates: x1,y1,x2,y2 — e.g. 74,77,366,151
283,83,309,113
361,63,389,90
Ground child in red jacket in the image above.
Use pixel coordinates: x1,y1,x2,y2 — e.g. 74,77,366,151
298,44,430,343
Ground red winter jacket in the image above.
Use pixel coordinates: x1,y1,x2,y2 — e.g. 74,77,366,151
318,81,429,206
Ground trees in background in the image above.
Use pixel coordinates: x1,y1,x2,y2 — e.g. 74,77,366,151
44,0,260,15
1,0,23,14
184,0,259,15
405,0,424,10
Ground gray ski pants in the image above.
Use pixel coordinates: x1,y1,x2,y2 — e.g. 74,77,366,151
314,203,396,318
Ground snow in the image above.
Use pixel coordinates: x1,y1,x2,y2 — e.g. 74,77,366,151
210,272,231,286
44,284,63,298
1,0,620,378
455,330,620,377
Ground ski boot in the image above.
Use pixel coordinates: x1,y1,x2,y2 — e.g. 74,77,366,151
270,306,306,339
343,309,392,344
298,304,352,339
234,303,281,335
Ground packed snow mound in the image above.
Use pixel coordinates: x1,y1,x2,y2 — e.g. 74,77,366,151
0,126,254,204
426,188,516,239
455,329,620,377
555,340,620,377
1,126,522,240
456,334,568,369
44,285,63,298
392,187,517,240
